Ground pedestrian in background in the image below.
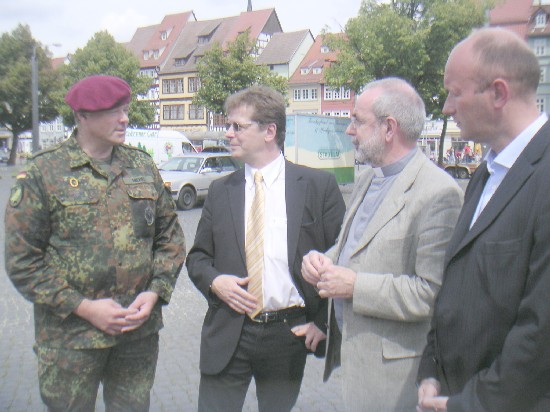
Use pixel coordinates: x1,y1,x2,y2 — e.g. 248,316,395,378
186,85,345,412
302,77,463,411
417,27,550,412
5,75,185,411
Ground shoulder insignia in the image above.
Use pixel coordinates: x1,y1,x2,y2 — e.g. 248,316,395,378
9,185,23,207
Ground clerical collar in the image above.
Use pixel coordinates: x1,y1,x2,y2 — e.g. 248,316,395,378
373,148,417,178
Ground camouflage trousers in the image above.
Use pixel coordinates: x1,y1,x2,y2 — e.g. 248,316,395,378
35,333,159,412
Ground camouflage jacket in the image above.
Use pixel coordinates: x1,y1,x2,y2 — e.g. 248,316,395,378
5,135,186,349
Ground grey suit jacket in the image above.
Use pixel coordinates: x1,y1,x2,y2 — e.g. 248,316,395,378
186,160,345,375
325,150,463,411
419,121,550,411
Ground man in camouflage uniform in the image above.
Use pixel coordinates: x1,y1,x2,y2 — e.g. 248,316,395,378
5,75,185,411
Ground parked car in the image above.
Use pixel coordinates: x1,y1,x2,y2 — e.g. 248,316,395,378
158,153,242,210
201,145,230,153
0,149,9,163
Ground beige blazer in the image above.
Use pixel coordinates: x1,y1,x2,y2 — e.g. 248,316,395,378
324,150,463,411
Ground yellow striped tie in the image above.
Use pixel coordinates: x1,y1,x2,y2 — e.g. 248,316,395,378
246,171,265,319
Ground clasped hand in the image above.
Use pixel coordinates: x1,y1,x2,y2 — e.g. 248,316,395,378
74,291,159,336
301,251,356,298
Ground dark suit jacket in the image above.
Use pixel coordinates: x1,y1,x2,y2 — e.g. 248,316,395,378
186,160,346,375
418,121,550,411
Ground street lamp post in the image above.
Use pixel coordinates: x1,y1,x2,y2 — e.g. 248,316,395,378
31,43,61,153
31,45,39,153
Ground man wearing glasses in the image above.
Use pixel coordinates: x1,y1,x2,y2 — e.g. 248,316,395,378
186,85,346,411
301,77,463,411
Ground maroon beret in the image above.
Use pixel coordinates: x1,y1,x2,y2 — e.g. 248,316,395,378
65,75,131,112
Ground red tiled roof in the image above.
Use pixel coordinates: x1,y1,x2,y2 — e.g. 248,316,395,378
222,8,280,48
289,34,340,85
125,11,196,68
50,56,66,70
489,0,532,26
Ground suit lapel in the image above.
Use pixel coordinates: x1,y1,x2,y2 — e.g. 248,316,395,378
350,150,425,257
444,162,489,265
334,168,374,258
225,170,246,266
285,161,307,268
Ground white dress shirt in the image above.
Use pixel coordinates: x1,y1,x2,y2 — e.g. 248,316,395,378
245,154,304,311
470,113,548,228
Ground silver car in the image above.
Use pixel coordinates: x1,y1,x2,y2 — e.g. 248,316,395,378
158,153,242,210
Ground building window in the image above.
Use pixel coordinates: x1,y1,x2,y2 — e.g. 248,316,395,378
189,104,205,120
143,51,149,60
313,67,322,74
535,39,546,56
537,98,545,113
536,12,547,27
162,79,184,94
320,46,330,53
188,77,201,93
163,105,184,120
541,67,546,83
175,58,186,67
293,88,319,101
153,49,159,59
161,31,168,40
324,87,351,101
300,68,310,75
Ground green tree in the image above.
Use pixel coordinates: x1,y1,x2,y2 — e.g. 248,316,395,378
0,24,62,164
194,31,288,114
324,0,488,164
59,31,154,127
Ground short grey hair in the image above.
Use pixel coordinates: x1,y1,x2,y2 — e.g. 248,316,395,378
362,77,426,142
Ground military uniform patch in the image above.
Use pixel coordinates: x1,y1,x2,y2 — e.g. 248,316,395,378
145,206,155,226
9,185,23,207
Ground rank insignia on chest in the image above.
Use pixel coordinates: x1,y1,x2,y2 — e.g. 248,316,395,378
9,185,23,208
145,206,155,226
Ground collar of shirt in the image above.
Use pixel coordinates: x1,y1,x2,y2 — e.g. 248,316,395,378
372,147,417,178
245,152,285,189
485,113,548,176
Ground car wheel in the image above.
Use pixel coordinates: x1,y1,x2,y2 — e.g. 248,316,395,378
457,167,469,179
445,167,457,178
176,186,197,210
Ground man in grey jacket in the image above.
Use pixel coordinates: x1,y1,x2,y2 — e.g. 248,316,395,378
302,77,463,411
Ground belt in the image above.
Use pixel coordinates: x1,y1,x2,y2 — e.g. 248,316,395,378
247,306,306,324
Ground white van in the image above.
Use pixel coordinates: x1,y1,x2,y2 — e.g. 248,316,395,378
124,129,197,165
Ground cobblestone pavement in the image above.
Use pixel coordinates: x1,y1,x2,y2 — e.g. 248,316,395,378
0,164,345,412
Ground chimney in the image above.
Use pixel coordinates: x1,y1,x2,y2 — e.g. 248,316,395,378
247,0,252,12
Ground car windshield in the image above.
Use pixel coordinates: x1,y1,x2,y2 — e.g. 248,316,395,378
159,157,203,173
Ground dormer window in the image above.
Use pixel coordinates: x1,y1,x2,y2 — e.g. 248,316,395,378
301,68,310,75
153,50,159,59
144,51,149,60
161,31,168,40
175,58,187,67
313,67,322,74
320,46,330,53
536,12,547,28
198,36,209,45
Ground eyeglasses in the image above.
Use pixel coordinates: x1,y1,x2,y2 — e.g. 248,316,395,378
224,121,257,133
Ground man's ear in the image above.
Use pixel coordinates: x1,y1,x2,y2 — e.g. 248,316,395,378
264,123,277,143
491,78,509,109
385,116,398,142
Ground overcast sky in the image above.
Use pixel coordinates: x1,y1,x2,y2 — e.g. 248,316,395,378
1,0,363,57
